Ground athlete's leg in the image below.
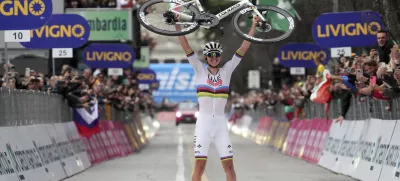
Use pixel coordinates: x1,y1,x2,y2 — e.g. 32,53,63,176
192,123,211,181
214,118,236,181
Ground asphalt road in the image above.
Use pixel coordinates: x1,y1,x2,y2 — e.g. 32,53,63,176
64,121,355,181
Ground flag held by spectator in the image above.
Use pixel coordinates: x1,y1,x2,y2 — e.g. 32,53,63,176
73,101,100,138
310,70,332,104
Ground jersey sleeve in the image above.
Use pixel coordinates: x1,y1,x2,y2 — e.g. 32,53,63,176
223,49,243,75
186,50,204,73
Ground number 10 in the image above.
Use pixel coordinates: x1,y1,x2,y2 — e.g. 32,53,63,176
13,32,23,40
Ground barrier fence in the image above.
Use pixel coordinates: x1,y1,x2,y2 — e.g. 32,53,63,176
235,96,400,181
0,88,159,181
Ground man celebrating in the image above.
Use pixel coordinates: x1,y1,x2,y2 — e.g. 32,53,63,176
176,16,260,181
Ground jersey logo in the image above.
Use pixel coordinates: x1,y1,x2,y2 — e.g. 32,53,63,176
207,72,222,86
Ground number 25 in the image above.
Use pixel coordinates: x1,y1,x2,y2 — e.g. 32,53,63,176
59,50,66,56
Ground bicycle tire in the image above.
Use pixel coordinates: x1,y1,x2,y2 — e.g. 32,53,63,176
137,0,201,36
232,5,296,44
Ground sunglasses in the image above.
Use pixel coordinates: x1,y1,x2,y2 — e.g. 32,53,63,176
206,52,221,57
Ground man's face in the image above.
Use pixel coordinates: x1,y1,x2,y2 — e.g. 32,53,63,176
9,79,15,89
309,77,316,84
340,56,347,63
377,32,388,47
394,69,400,80
364,65,377,75
83,69,91,78
313,58,321,65
124,69,132,76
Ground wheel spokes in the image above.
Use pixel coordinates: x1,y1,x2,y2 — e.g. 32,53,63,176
142,2,197,32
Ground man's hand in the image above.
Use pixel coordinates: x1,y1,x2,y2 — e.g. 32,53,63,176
377,66,387,78
82,102,90,109
371,84,385,93
336,116,344,125
356,74,368,83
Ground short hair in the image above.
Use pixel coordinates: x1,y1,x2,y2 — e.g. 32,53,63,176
377,30,388,36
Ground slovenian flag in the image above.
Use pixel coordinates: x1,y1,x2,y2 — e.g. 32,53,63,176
73,101,101,138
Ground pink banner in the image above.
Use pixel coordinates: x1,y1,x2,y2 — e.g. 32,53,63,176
95,133,110,162
255,116,273,139
283,120,300,156
100,121,121,158
113,122,134,155
302,119,322,163
291,120,309,158
84,120,138,165
315,119,332,161
88,134,103,164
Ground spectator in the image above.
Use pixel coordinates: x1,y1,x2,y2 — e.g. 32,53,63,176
314,57,324,85
375,30,392,64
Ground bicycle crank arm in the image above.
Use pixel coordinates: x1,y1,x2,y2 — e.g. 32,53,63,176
176,22,197,25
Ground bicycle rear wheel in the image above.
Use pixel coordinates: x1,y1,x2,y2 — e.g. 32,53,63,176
232,5,296,44
137,0,201,36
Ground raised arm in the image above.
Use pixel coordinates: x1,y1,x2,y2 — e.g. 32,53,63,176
223,16,259,74
176,25,193,54
237,15,259,56
176,25,204,73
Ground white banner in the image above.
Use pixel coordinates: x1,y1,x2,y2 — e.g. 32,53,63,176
0,127,19,181
338,121,365,176
379,120,400,181
50,123,82,177
354,118,382,181
65,122,91,170
317,120,349,172
8,126,52,181
365,120,396,181
29,125,67,181
336,121,357,175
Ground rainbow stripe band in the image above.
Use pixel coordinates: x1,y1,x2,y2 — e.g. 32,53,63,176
196,84,229,99
195,156,207,160
187,50,195,57
235,50,244,58
221,156,233,161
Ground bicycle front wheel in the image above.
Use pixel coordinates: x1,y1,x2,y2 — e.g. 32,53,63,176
232,5,296,44
137,0,201,36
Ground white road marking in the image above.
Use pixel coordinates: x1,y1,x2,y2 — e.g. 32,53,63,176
176,127,185,181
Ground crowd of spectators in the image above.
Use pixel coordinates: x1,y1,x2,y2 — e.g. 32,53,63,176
227,30,399,125
0,64,156,116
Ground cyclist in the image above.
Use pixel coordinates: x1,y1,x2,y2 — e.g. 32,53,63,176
176,16,260,181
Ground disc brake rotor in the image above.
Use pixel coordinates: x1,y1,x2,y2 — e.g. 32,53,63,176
256,22,272,32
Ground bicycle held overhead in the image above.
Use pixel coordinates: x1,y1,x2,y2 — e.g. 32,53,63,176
137,0,296,44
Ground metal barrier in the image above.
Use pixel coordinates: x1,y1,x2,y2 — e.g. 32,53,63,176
0,88,144,127
252,95,400,122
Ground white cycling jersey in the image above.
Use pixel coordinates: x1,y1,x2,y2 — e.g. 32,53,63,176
186,49,243,161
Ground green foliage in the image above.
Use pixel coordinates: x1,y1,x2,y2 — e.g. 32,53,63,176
201,0,236,14
195,0,237,42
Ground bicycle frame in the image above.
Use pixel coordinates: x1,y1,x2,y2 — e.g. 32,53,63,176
169,0,267,25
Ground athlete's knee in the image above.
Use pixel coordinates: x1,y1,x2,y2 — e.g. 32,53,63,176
222,160,235,173
194,160,207,172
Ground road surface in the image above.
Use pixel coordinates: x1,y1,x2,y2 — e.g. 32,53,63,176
64,121,355,181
